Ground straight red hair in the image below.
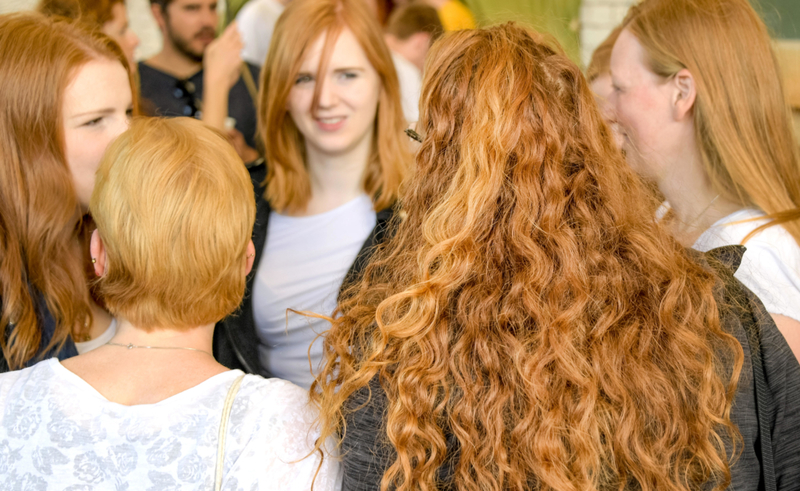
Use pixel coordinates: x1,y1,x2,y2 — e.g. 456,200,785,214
258,0,410,213
0,13,133,369
624,0,800,244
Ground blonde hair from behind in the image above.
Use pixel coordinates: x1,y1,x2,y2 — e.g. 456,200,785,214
0,12,132,369
259,0,410,214
90,117,255,331
624,0,800,244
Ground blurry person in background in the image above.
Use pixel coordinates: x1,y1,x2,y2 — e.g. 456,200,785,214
0,13,134,371
140,0,260,162
586,25,622,147
384,1,442,122
610,0,800,361
235,0,289,66
38,0,140,71
213,0,411,389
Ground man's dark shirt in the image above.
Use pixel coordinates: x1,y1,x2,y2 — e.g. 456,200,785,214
138,61,260,149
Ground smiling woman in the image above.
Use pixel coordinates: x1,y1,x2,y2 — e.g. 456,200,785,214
0,13,135,371
608,0,800,361
212,0,412,388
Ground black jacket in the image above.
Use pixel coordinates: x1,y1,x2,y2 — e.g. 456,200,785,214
212,161,396,374
1,292,78,373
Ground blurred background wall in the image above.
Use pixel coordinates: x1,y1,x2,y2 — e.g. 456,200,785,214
1,0,796,131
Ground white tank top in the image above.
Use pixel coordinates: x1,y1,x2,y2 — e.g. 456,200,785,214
252,195,376,389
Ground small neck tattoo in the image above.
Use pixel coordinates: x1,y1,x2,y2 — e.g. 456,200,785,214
106,341,213,357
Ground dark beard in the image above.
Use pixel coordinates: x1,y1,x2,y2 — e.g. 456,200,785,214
165,24,214,63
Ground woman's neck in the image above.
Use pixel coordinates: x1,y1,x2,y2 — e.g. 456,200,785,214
110,318,216,354
295,134,373,217
61,317,227,406
658,149,741,246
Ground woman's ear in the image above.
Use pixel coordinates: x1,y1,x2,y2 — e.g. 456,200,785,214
90,229,107,277
671,68,696,121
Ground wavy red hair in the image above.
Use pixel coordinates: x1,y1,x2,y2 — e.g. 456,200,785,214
313,23,743,491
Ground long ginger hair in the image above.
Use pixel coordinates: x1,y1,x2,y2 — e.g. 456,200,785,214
313,24,744,491
0,13,133,369
258,0,409,213
623,0,800,244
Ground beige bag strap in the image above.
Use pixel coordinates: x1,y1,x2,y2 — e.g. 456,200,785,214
215,373,246,491
240,63,259,106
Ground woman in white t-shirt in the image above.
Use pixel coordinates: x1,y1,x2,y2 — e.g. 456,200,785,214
608,0,800,360
0,117,340,490
214,0,411,388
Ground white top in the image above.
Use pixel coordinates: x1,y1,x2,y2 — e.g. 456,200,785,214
693,208,800,322
391,50,422,123
0,359,341,490
253,195,376,389
74,318,118,355
236,0,285,66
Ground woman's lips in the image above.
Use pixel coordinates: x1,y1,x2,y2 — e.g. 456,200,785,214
316,116,346,132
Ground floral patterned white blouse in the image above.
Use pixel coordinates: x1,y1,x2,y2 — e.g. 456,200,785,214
0,359,341,490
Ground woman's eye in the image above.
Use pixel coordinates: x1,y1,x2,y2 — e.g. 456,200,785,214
339,72,357,81
126,108,134,118
84,117,103,127
295,74,313,85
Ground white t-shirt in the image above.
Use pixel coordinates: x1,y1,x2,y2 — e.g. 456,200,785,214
693,208,800,322
391,50,422,123
236,0,285,66
74,318,118,355
253,195,376,389
0,359,341,490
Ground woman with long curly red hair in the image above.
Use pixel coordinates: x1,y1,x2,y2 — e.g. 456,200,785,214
312,23,800,491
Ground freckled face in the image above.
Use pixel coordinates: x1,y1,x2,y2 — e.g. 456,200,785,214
609,29,676,181
287,27,381,158
62,58,133,209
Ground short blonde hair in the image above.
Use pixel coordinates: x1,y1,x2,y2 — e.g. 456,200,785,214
90,117,255,330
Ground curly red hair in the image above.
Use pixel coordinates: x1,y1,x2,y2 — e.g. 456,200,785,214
313,23,743,491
